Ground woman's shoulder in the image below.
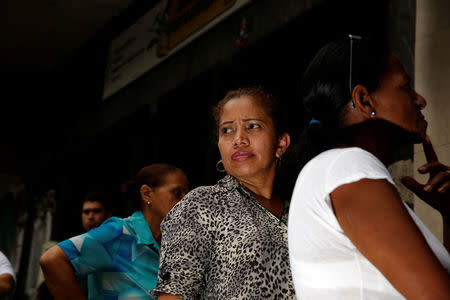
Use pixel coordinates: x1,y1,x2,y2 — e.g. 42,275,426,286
183,176,239,201
102,216,126,230
313,147,379,162
304,147,385,172
186,184,219,198
166,184,221,217
77,218,125,243
298,147,393,191
180,185,221,207
164,176,239,221
329,147,387,171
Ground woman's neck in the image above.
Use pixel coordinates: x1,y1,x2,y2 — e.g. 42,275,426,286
142,209,162,245
234,166,284,217
337,120,411,166
236,167,276,200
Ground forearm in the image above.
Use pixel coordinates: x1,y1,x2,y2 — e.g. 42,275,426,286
40,246,87,300
0,274,15,296
158,293,184,300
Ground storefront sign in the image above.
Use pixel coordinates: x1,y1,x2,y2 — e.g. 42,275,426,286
103,0,251,99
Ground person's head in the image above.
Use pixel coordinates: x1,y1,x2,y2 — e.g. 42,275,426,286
81,192,111,232
213,87,291,181
300,36,427,160
136,164,189,219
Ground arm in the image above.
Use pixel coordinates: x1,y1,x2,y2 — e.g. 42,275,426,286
158,292,183,300
0,273,15,296
401,136,450,252
39,245,87,300
331,178,450,299
154,188,214,299
0,252,16,296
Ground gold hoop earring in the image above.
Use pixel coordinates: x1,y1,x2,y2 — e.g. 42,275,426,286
216,160,226,173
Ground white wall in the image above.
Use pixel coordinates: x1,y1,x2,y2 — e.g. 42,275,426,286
414,0,450,241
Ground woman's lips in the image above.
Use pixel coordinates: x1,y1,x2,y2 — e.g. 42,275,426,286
232,151,255,161
418,113,428,125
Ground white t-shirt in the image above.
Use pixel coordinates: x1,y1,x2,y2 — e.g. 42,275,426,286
288,147,450,300
0,251,16,283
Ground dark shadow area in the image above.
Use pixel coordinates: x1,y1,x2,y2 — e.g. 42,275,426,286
0,1,417,298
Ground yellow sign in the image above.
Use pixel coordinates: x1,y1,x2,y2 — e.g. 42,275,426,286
158,0,237,55
104,0,251,99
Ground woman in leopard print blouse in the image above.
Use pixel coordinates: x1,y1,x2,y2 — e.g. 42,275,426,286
154,87,296,299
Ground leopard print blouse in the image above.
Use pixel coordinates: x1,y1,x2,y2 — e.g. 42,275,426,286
153,175,296,299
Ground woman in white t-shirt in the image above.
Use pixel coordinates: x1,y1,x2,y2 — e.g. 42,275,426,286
288,36,450,299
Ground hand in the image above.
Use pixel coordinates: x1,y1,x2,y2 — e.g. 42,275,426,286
401,136,450,219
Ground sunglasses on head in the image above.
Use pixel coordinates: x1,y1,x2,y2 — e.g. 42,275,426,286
348,34,362,108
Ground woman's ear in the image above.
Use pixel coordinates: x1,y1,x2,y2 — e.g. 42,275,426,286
140,184,153,204
351,84,375,119
276,132,291,158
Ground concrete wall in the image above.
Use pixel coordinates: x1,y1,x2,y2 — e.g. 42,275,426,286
414,0,450,241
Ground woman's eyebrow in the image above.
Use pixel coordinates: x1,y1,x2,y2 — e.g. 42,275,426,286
220,118,265,126
243,118,264,123
220,120,234,126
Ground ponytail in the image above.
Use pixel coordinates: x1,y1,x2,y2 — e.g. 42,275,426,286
297,36,388,170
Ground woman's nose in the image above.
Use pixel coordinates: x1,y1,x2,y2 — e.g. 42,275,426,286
414,90,427,110
233,129,248,146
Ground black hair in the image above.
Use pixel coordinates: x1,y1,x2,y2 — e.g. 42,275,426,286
212,86,288,140
82,191,110,212
212,86,294,200
133,163,185,210
297,36,389,168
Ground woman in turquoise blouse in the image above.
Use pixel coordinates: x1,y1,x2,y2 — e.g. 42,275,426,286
40,164,189,300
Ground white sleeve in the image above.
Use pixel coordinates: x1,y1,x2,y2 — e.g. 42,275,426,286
324,148,395,195
322,148,450,271
0,251,16,283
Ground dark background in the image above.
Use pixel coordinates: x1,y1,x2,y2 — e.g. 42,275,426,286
0,1,416,298
1,0,406,237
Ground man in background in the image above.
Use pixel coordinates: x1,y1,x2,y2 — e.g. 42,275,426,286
77,192,113,297
81,192,111,232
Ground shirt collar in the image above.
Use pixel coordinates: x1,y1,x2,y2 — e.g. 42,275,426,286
128,211,160,250
218,175,289,224
217,175,249,193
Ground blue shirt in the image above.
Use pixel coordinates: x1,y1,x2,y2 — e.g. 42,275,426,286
59,211,159,299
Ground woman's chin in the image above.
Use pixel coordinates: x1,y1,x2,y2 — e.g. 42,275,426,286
414,123,428,143
403,129,426,144
416,119,428,141
391,121,427,144
419,130,428,142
